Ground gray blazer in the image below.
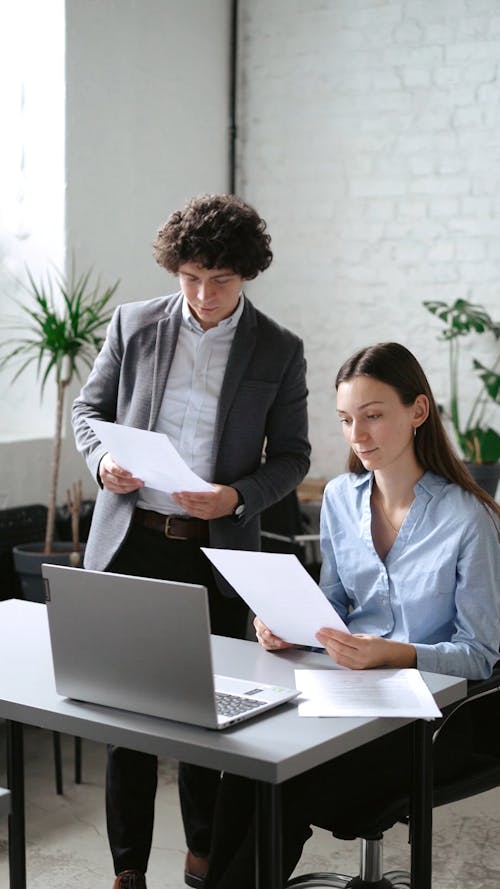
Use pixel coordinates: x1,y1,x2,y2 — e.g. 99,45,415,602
72,292,310,588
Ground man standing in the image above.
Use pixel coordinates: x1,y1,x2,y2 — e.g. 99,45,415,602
72,193,310,889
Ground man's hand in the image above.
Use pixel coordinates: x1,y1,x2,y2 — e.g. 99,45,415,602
172,485,239,520
315,628,417,670
254,617,294,651
99,453,144,494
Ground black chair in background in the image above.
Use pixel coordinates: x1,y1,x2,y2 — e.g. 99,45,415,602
0,504,82,795
0,504,48,602
261,489,322,582
287,662,500,888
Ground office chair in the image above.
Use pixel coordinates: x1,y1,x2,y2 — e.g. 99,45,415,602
286,663,500,888
0,505,49,602
0,504,82,795
261,490,322,581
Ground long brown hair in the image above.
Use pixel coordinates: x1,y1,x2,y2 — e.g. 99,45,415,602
335,342,500,519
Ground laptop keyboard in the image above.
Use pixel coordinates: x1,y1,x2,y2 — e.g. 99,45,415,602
215,691,267,717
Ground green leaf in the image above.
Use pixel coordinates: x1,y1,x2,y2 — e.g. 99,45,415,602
461,427,500,464
423,298,500,460
0,263,119,395
472,359,500,404
423,298,498,339
0,259,119,553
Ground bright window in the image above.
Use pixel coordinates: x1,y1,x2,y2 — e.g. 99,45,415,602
0,0,65,440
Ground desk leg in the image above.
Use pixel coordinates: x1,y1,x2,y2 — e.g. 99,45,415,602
6,721,26,889
410,719,433,889
255,781,283,889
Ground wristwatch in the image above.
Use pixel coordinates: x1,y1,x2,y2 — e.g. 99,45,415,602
232,488,246,519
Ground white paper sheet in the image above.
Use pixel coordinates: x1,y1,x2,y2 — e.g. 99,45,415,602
201,548,349,647
295,668,442,718
86,418,214,494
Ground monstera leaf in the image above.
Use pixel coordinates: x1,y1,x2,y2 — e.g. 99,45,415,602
423,298,499,464
461,427,500,464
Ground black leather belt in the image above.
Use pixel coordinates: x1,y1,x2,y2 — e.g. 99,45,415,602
132,509,209,542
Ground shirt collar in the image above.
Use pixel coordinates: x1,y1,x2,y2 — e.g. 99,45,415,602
414,470,448,496
351,469,447,496
181,295,244,333
352,471,371,488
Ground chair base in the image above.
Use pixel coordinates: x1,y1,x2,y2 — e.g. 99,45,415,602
287,870,411,889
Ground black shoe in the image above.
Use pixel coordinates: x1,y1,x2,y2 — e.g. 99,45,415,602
113,870,147,889
184,851,209,887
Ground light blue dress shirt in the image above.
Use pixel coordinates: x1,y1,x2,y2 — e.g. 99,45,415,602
319,470,500,679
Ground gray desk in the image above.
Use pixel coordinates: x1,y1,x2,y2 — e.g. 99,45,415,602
0,600,466,889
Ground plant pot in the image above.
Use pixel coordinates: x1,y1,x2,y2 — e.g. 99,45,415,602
13,542,85,604
464,462,500,500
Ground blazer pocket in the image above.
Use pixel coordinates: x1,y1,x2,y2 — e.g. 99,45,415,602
238,380,280,390
233,380,279,403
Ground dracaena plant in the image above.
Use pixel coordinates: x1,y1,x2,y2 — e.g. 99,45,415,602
0,263,119,553
423,298,500,464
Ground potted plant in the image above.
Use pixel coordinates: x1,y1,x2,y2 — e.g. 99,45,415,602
423,297,500,497
0,262,118,598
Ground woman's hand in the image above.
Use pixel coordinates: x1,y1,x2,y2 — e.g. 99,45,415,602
315,628,417,670
99,453,144,494
254,617,294,652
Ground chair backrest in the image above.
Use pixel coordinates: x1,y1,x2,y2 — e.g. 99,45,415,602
261,489,307,538
467,680,500,759
431,665,500,807
355,664,500,838
0,504,48,600
260,490,322,581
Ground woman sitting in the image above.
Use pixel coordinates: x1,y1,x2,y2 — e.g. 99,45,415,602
204,341,500,889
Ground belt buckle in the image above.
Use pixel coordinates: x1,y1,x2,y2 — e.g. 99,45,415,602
164,516,187,541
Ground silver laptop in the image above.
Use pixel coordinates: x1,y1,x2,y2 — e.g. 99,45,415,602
41,564,298,730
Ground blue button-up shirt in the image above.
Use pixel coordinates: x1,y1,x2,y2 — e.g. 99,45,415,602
320,471,500,679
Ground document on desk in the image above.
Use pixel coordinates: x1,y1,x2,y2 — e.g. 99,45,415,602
201,549,349,647
295,668,442,718
86,419,214,494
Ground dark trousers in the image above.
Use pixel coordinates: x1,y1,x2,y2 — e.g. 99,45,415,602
104,523,249,875
205,717,474,889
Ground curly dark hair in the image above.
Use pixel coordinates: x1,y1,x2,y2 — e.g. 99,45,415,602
152,194,273,279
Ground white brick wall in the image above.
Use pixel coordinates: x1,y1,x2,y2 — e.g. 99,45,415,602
238,0,500,478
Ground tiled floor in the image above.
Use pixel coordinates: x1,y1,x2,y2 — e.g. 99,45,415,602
0,726,499,889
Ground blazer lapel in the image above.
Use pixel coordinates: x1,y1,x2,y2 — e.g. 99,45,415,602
212,297,257,457
148,294,183,429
